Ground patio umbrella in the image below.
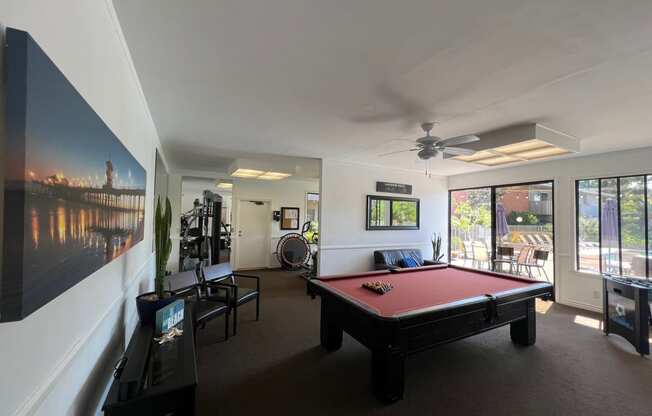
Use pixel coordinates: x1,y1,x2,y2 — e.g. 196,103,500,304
601,199,619,272
496,204,510,239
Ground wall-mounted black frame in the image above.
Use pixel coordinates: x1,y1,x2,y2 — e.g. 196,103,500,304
575,174,650,280
447,180,555,297
280,207,300,230
366,195,420,230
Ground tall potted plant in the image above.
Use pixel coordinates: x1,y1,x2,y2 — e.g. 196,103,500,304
136,197,176,325
431,232,445,264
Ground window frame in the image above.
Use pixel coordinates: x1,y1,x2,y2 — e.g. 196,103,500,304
365,195,420,230
574,174,650,279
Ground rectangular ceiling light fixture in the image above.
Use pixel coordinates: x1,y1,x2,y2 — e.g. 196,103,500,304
258,171,292,180
230,168,292,180
231,168,265,178
217,181,233,189
452,125,578,167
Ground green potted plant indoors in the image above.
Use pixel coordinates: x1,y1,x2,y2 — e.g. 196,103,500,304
431,232,445,264
136,197,176,326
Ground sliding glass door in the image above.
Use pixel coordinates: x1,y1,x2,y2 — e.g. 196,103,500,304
449,188,492,269
495,182,554,283
449,181,555,285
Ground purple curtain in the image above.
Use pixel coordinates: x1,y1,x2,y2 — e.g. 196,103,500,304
601,199,619,245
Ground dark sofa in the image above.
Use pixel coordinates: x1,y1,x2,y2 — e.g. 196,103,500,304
373,248,437,270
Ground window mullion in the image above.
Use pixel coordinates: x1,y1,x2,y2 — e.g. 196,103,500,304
598,180,602,275
645,176,650,280
617,178,623,276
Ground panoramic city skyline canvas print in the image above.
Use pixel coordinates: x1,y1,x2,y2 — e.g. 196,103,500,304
1,28,146,321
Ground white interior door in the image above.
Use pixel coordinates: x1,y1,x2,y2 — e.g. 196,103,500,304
236,200,270,270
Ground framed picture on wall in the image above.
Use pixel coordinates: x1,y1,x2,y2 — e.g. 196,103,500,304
1,28,147,322
280,207,300,230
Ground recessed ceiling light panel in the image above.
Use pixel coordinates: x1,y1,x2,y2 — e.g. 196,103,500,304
231,168,264,178
258,171,292,180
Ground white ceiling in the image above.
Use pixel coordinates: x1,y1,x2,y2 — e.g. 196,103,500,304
114,0,652,176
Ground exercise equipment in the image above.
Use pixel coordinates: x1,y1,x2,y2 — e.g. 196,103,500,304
179,190,223,271
275,221,319,277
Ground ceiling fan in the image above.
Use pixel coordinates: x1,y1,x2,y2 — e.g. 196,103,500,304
380,122,480,160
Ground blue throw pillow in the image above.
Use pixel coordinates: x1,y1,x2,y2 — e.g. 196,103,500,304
399,257,419,268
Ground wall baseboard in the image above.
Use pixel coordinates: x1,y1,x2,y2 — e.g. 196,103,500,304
13,255,153,416
556,297,602,314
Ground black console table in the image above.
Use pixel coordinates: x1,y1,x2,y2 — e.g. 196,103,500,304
102,303,197,415
603,275,652,356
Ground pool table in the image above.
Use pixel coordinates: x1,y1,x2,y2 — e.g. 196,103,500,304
307,264,553,403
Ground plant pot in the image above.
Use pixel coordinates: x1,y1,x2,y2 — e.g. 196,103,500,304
135,291,176,326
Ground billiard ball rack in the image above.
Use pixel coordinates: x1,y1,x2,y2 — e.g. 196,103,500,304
603,275,652,356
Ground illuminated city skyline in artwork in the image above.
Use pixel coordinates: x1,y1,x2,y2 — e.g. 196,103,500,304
1,28,147,322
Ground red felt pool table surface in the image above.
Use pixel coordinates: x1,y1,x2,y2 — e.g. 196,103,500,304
318,266,537,318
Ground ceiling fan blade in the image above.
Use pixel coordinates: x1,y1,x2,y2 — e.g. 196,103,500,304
437,134,480,147
441,146,476,156
351,113,405,124
378,148,418,157
352,84,432,127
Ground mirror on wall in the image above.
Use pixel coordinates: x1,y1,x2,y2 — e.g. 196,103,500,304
366,195,420,230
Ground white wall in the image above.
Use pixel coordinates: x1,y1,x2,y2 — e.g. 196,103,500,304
319,159,448,275
448,146,652,312
167,174,183,272
232,177,319,268
0,1,163,415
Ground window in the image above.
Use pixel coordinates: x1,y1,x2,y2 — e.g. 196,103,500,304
306,193,319,223
576,175,650,279
366,195,419,230
305,193,319,243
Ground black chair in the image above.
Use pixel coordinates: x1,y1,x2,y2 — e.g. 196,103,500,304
201,263,260,336
167,270,232,341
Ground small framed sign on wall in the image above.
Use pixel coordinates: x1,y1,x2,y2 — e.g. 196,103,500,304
376,181,412,195
280,207,300,230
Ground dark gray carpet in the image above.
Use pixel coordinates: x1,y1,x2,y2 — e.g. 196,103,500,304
195,269,652,416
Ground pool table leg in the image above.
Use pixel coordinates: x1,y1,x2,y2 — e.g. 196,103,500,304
510,298,536,346
371,349,405,403
320,301,343,351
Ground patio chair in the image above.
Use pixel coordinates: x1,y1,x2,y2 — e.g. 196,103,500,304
493,246,515,274
462,241,474,267
514,246,535,278
472,241,490,270
524,250,550,281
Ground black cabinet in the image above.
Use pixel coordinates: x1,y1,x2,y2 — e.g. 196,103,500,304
103,303,197,415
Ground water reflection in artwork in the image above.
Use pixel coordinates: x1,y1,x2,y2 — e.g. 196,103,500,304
1,28,146,321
